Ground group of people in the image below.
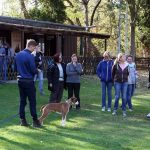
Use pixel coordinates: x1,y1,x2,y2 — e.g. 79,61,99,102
14,39,150,127
0,43,15,80
97,51,137,117
15,39,83,127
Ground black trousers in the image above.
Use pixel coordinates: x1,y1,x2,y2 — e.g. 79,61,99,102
18,80,37,120
49,81,64,103
67,83,80,107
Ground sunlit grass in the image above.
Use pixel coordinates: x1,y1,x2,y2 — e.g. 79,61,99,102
0,76,150,150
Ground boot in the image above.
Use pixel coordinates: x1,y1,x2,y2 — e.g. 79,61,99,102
20,119,29,127
32,119,41,128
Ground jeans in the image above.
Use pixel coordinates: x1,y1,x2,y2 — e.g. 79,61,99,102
34,70,44,93
67,83,80,108
101,81,112,108
126,84,135,109
18,80,37,120
114,82,128,111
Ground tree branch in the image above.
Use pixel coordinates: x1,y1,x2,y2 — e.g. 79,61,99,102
90,0,102,26
66,17,75,25
19,0,30,19
82,0,90,5
64,0,74,8
76,17,82,26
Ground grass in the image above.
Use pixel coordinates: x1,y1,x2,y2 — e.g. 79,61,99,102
0,76,150,150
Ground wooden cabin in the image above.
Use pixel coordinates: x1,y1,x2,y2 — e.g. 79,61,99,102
0,16,110,57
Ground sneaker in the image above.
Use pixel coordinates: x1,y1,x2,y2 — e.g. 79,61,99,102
20,119,29,127
129,109,133,112
32,119,41,128
102,107,105,112
40,91,45,96
146,113,150,118
112,110,117,115
123,111,127,117
107,108,111,112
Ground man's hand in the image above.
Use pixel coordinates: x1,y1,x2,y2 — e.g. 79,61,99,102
37,69,41,72
39,61,42,65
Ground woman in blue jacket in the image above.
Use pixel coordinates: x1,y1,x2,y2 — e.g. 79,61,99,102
96,51,114,112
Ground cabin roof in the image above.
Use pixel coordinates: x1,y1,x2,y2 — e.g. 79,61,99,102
0,16,110,39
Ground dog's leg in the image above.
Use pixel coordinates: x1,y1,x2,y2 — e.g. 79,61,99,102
38,108,50,125
61,113,67,127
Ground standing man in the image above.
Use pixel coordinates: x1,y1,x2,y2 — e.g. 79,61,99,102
15,39,41,127
0,44,5,80
32,45,45,95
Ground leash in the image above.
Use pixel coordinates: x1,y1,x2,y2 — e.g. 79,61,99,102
0,110,41,126
0,113,19,126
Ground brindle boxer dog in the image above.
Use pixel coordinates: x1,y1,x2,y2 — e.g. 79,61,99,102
39,97,78,126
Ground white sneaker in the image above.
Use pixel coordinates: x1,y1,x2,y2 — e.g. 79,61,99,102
147,113,150,118
129,109,133,112
123,111,127,117
102,107,106,112
112,110,117,115
107,108,111,112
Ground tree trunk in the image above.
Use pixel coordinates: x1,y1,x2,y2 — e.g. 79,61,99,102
130,22,136,58
19,0,30,19
85,4,89,27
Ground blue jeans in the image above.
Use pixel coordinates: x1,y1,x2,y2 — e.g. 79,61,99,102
114,82,128,111
126,84,135,109
101,81,112,108
34,70,44,93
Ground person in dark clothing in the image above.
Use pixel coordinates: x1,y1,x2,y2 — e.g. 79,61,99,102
66,54,83,109
47,53,66,103
32,46,45,95
15,39,41,127
148,66,150,89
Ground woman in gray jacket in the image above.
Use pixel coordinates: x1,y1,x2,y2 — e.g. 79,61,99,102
66,54,83,109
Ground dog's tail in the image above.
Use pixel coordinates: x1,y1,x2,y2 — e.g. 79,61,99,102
40,105,46,112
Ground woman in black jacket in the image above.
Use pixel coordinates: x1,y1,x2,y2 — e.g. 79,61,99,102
47,53,66,103
112,53,129,117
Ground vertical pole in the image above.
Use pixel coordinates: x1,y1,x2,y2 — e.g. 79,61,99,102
105,39,107,51
125,3,129,54
80,37,83,56
21,31,24,50
117,0,122,54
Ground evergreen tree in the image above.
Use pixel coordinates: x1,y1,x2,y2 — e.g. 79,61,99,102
29,0,66,23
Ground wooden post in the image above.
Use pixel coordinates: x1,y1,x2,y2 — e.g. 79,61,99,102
21,31,24,49
104,39,107,51
56,34,62,53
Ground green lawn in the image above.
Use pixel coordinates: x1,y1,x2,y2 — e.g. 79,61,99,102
0,76,150,150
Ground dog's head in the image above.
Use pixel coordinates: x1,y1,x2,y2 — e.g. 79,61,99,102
66,97,79,105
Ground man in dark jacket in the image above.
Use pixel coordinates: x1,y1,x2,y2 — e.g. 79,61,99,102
15,39,41,127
